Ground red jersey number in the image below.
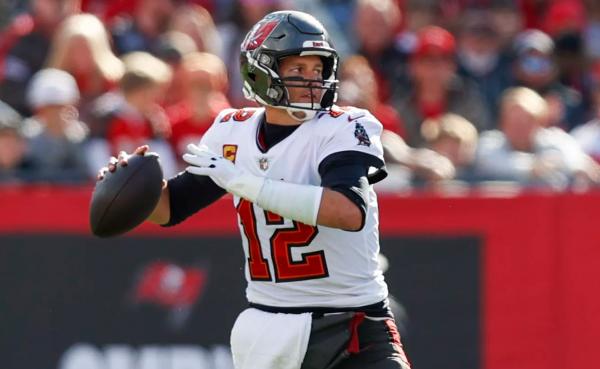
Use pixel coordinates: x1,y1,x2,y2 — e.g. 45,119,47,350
221,109,255,123
237,200,328,282
236,200,271,281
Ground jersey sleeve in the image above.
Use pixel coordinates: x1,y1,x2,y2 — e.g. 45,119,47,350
317,110,387,184
163,171,227,227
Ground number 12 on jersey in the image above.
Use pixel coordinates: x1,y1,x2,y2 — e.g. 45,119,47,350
236,199,329,282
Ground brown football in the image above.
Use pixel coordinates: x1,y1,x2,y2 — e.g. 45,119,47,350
89,154,163,237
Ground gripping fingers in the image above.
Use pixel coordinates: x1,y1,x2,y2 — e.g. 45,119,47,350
108,156,118,172
97,167,109,180
117,151,129,166
134,145,149,156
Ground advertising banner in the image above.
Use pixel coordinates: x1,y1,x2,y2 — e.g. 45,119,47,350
0,234,480,369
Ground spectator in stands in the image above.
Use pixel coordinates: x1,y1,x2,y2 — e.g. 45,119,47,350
353,0,405,102
402,1,441,32
319,0,356,37
542,1,584,37
166,52,231,166
0,0,11,29
475,87,600,190
0,0,80,116
169,4,223,58
156,31,198,63
232,0,281,28
80,0,122,20
584,0,600,60
89,52,177,177
0,100,31,183
393,25,492,147
21,68,90,183
456,9,513,121
155,31,198,108
512,29,586,130
111,0,175,55
338,55,405,138
489,1,524,52
46,13,124,124
335,54,455,191
0,100,21,126
542,1,590,103
374,126,456,192
571,61,600,163
420,113,479,184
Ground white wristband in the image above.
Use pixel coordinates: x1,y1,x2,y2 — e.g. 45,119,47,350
255,178,323,226
226,172,266,203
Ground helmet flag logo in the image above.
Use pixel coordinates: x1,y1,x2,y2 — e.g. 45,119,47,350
242,19,281,51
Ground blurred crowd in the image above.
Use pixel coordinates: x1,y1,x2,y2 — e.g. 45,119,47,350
2,0,600,193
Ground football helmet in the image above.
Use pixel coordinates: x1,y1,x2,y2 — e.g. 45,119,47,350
240,11,339,121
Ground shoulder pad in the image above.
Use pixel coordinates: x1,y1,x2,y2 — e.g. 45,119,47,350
318,106,371,122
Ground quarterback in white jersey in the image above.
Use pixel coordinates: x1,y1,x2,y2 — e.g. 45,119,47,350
99,10,410,369
200,105,388,308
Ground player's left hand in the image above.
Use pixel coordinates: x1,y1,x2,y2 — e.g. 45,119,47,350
183,143,265,201
183,144,241,189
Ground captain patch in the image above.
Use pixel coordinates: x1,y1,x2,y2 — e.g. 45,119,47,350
223,144,238,163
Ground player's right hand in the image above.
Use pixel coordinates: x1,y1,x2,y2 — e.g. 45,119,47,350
97,145,150,180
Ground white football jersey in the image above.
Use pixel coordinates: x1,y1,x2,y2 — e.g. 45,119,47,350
200,106,389,308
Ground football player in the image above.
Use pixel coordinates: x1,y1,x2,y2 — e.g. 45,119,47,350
99,10,410,369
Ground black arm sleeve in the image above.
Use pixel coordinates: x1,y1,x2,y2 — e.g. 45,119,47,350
162,171,227,227
318,151,387,231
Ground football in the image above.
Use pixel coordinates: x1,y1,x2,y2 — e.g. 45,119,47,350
90,153,164,237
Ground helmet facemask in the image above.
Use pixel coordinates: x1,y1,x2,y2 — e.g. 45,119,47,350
242,50,338,121
240,11,339,121
272,53,338,121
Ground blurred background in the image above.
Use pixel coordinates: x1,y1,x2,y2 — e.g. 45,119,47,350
1,1,599,369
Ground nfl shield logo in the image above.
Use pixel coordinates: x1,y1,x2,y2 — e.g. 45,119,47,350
259,157,269,171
